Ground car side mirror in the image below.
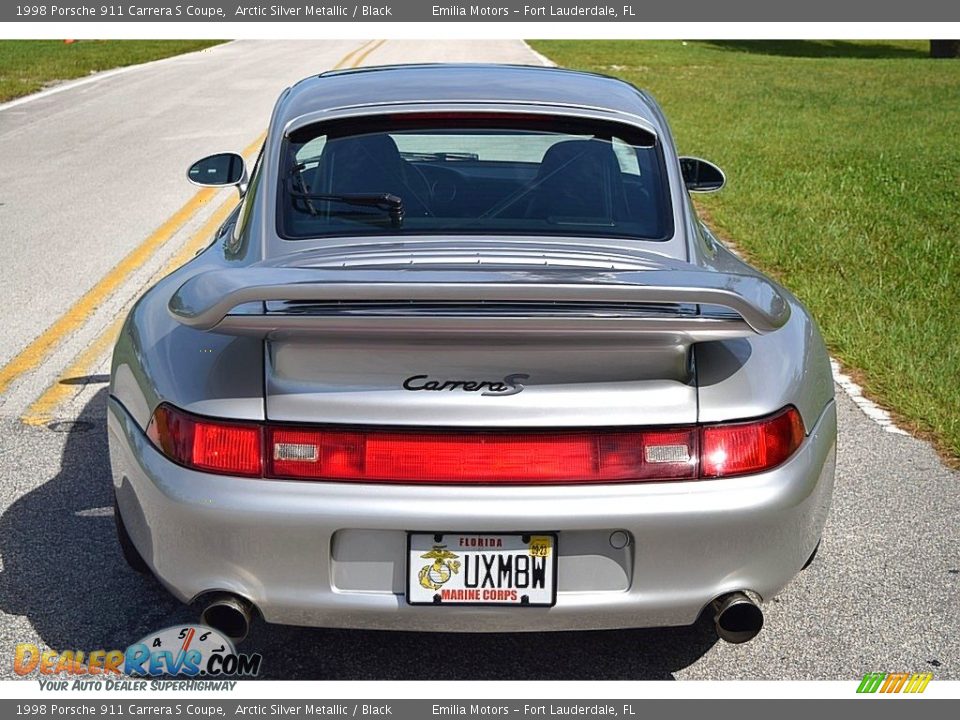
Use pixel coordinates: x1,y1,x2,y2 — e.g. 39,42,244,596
679,156,726,193
187,152,248,195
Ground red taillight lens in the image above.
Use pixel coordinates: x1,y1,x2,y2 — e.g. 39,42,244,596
145,405,803,483
267,427,698,483
146,404,262,477
700,407,805,478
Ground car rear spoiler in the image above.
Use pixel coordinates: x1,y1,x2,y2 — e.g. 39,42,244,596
168,267,790,340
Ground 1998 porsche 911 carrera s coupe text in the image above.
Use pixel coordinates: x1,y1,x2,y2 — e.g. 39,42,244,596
108,64,836,645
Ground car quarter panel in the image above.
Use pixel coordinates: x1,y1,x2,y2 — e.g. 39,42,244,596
694,241,835,431
109,226,267,430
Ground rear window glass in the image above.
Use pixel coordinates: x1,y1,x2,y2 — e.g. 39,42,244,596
278,113,672,241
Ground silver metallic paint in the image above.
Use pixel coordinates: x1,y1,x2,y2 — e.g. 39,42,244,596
108,396,836,631
109,64,837,632
168,266,790,333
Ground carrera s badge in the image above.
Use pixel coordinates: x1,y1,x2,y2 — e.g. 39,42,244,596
402,373,529,396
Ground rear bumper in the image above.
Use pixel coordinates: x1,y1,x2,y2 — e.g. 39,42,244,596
107,396,836,632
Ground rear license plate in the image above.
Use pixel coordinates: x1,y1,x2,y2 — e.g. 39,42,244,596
407,532,557,606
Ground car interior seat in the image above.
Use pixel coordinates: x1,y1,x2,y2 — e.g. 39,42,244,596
524,139,629,225
311,133,433,217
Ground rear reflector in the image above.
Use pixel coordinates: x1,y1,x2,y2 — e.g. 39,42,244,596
274,442,319,462
145,404,804,484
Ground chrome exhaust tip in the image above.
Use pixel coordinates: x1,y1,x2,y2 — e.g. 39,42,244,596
711,592,763,644
199,593,254,644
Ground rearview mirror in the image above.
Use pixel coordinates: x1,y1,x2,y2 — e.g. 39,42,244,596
187,152,247,193
679,157,726,193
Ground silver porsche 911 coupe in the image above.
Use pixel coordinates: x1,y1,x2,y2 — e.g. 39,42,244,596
108,64,836,645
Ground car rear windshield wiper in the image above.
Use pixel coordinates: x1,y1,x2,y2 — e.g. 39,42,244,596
286,167,405,228
293,190,405,229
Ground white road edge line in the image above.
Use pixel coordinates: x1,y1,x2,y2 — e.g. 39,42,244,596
75,507,114,518
521,41,557,67
830,359,907,435
0,40,237,114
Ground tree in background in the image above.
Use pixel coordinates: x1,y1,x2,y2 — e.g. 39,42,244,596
930,40,960,57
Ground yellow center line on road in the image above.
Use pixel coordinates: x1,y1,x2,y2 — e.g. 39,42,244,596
0,186,205,395
18,39,389,426
332,39,378,70
21,194,241,426
21,319,124,428
0,129,261,400
350,39,387,67
0,40,382,402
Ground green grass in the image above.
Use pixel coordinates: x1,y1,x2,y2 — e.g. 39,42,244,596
0,40,225,103
531,40,960,460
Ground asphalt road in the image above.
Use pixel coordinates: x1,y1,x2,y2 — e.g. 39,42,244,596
0,39,957,682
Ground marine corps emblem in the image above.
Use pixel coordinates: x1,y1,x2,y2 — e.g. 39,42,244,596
418,545,462,590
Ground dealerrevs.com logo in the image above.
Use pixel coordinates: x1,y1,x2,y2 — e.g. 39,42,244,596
124,625,261,677
15,625,262,688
